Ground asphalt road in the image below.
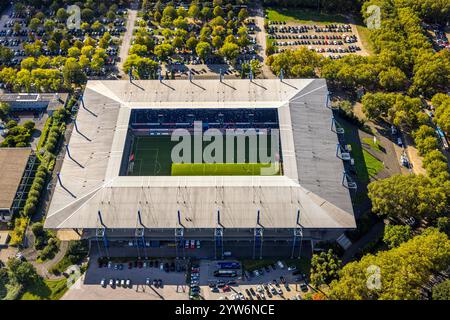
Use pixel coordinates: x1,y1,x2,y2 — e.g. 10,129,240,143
117,2,139,78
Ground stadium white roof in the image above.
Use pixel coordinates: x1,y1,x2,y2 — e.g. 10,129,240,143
45,79,355,230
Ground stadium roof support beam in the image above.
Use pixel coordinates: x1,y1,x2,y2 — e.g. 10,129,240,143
331,117,345,134
342,171,357,191
291,209,304,259
135,210,147,259
253,227,264,260
336,143,351,161
175,210,185,259
96,210,109,258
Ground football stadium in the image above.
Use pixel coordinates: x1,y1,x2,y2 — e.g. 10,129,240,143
44,78,356,259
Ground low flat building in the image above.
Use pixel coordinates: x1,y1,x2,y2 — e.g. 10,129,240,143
0,93,68,116
0,148,34,221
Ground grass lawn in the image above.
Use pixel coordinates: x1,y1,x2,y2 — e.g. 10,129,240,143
20,278,68,300
171,162,280,176
362,137,383,153
355,23,374,55
266,8,349,25
341,122,384,183
363,149,384,180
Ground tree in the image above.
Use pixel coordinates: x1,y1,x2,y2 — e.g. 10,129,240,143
23,120,35,131
63,58,86,86
196,42,211,62
129,44,148,57
0,45,13,64
310,249,341,287
81,8,95,22
212,35,223,49
368,174,447,219
67,47,81,58
200,7,212,20
432,280,450,300
410,50,450,98
172,36,184,50
188,4,200,19
0,102,10,120
154,43,173,61
219,42,240,61
60,39,70,53
161,5,177,27
123,54,158,79
378,67,407,91
383,225,412,248
7,258,40,287
361,92,397,120
56,8,68,22
238,8,249,21
28,17,41,32
250,59,262,77
329,229,450,300
413,125,439,155
267,48,322,78
213,5,224,17
186,37,199,51
21,57,37,70
173,17,188,30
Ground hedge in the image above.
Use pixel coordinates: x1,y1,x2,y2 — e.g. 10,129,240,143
9,217,29,247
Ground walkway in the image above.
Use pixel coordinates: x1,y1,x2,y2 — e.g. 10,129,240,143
117,1,139,78
250,1,275,79
342,221,384,264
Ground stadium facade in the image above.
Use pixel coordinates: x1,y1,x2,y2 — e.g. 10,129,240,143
44,79,356,259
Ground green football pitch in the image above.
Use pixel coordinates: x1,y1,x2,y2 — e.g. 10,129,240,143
127,135,281,176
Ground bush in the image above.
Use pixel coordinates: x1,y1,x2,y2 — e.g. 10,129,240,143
9,217,29,246
50,240,89,275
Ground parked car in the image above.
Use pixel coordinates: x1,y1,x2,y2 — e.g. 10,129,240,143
300,283,308,292
146,278,151,285
100,278,106,287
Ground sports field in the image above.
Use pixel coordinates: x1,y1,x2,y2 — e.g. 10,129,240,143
172,163,280,176
127,135,281,176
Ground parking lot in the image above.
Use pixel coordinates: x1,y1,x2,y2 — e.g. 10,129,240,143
191,260,311,301
267,21,368,58
63,256,190,300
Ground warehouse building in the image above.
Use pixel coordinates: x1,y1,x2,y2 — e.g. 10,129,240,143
44,78,356,259
0,148,35,222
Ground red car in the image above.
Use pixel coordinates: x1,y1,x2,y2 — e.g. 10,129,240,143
222,285,231,292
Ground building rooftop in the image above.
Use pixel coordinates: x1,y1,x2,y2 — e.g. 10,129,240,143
44,79,355,230
0,148,31,210
0,92,69,112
